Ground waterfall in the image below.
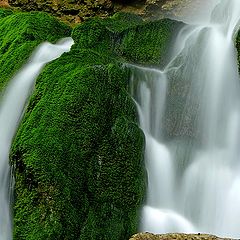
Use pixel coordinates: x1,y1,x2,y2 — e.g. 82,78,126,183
0,37,74,240
131,0,240,238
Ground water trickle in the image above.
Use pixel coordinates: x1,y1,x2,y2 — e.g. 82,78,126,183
0,37,74,240
131,0,240,237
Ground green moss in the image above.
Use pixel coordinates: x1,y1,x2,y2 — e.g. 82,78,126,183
103,12,144,33
11,46,145,239
117,18,182,64
9,11,180,240
71,13,145,58
71,18,113,53
0,8,13,19
0,10,71,91
71,14,181,65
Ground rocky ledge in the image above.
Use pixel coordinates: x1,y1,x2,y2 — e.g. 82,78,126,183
1,0,197,24
130,233,233,240
0,0,9,7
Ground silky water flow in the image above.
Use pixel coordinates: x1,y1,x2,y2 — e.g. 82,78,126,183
130,0,240,238
0,37,74,240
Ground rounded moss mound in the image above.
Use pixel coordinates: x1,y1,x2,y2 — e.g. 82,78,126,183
71,18,113,52
117,18,182,64
103,12,144,33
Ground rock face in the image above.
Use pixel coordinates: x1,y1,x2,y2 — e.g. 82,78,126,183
0,0,9,7
8,0,114,23
5,0,196,24
129,233,233,240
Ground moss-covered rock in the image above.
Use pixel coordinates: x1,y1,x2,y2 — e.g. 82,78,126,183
117,18,181,65
104,11,144,32
71,12,181,65
0,8,71,91
11,51,145,239
0,7,12,18
71,12,144,54
5,10,180,240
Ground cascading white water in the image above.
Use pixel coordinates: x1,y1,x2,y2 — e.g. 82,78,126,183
0,37,74,240
131,0,240,238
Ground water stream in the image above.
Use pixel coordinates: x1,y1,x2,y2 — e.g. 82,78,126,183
131,0,240,237
0,37,73,240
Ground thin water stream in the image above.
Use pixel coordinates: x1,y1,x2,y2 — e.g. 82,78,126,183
0,37,73,240
131,0,240,237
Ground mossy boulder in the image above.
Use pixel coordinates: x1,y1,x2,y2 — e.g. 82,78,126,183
0,8,71,91
117,18,181,65
71,18,114,53
71,12,181,65
11,51,145,239
103,11,144,32
3,10,181,240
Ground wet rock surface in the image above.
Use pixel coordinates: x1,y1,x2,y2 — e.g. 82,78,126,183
129,233,233,240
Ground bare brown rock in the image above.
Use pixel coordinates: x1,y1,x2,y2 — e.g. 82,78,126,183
144,0,196,19
0,0,9,7
7,0,114,24
129,233,234,240
2,0,206,25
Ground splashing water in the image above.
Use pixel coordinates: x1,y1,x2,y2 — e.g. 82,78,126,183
0,37,74,240
131,0,240,237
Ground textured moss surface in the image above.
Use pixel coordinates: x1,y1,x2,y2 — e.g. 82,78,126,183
5,10,180,240
0,8,71,91
71,12,144,54
117,18,180,65
12,53,145,239
0,7,13,18
71,12,181,65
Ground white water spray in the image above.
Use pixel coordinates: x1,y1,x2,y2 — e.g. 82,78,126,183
131,0,240,237
0,37,74,240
